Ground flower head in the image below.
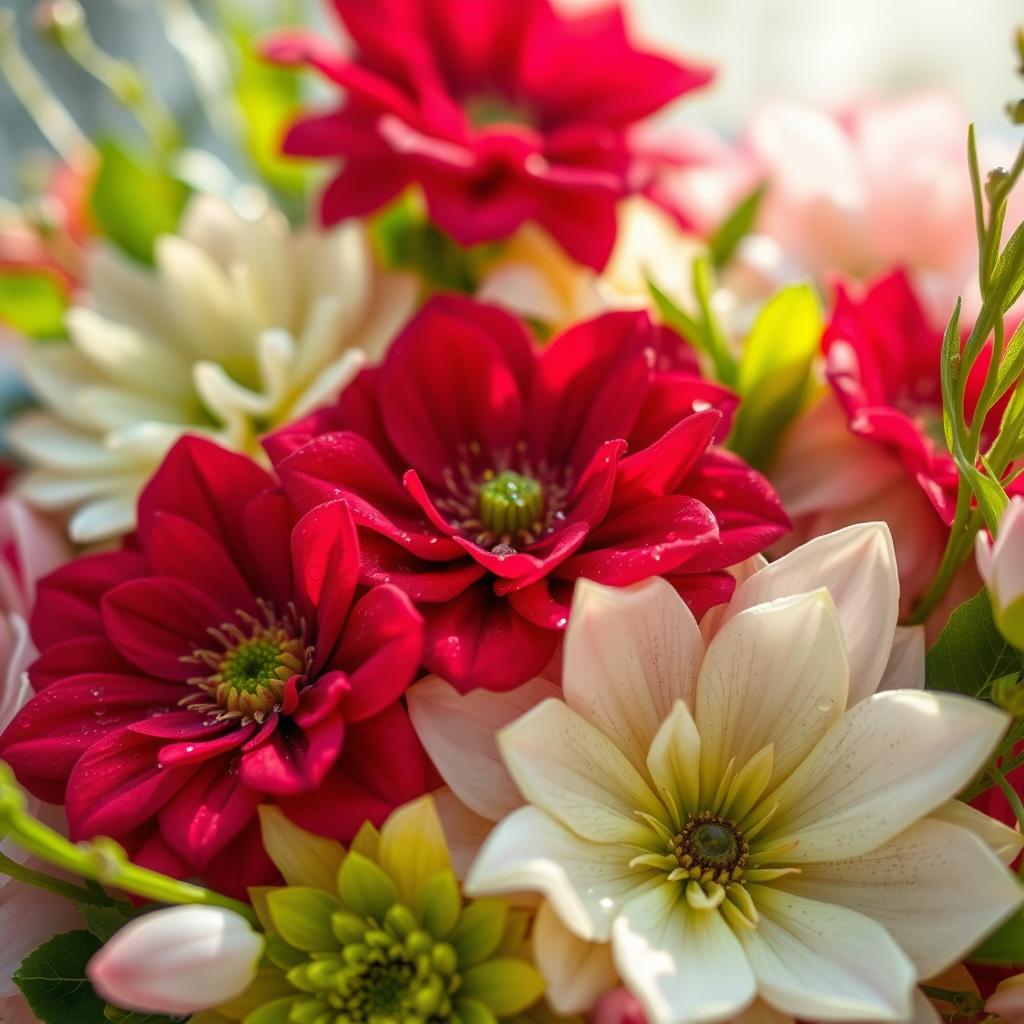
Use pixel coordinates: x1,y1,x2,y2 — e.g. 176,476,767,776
269,295,787,691
0,436,435,896
417,524,1021,1024
265,0,712,269
87,906,264,1016
977,497,1024,648
203,798,545,1024
10,192,416,543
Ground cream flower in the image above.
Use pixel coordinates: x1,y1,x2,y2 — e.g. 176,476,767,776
9,192,418,543
410,524,1023,1024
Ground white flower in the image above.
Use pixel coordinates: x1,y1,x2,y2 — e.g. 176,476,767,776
10,192,418,543
87,905,264,1015
410,523,1023,1024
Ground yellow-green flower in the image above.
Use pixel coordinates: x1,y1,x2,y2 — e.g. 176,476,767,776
194,797,545,1024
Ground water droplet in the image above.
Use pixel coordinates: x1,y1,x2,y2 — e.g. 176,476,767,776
184,745,195,754
815,695,836,713
89,687,103,699
692,399,712,413
556,617,568,628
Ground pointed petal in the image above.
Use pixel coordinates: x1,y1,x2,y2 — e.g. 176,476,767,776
877,627,925,694
927,799,1024,864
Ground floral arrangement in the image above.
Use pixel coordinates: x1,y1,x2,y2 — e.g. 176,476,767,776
2,2,1024,1023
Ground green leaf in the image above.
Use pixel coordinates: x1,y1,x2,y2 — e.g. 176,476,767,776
926,590,1024,698
0,272,67,338
336,850,399,921
460,959,546,1015
89,140,189,264
449,899,508,967
13,930,107,1024
968,904,1024,964
992,217,1024,313
939,299,962,454
729,283,822,468
77,901,136,943
709,183,765,269
266,887,340,952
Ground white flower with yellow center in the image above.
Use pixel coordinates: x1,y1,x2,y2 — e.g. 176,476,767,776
9,193,417,543
409,524,1024,1024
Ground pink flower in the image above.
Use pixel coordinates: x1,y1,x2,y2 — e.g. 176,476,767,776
268,296,788,692
0,437,436,897
977,497,1024,648
264,0,712,270
771,271,1016,628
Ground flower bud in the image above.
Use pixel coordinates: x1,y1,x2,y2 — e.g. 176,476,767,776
87,906,263,1015
977,498,1024,649
591,988,647,1024
987,973,1024,1024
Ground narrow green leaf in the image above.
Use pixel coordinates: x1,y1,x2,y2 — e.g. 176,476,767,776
709,183,766,269
939,299,962,454
13,930,106,1024
992,217,1024,312
996,318,1024,399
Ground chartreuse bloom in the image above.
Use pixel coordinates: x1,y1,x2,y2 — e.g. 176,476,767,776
192,797,545,1024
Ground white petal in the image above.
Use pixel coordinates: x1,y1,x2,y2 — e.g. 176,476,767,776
69,493,140,543
877,627,925,695
288,348,366,420
696,589,848,794
927,799,1024,865
499,699,665,846
353,271,419,362
723,524,898,704
432,787,493,879
647,701,702,817
739,886,915,1021
407,675,559,822
563,577,704,773
777,818,1022,978
466,806,651,942
612,884,756,1024
762,691,1008,862
533,901,619,1014
0,885,81,997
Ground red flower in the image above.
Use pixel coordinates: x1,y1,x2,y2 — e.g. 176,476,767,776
264,0,712,270
268,296,789,692
0,438,435,897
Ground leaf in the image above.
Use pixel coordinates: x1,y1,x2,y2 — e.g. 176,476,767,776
709,183,765,269
992,217,1024,313
77,901,136,943
89,140,189,264
939,299,962,454
729,283,822,468
968,905,1024,964
13,930,106,1024
0,271,67,338
926,590,1024,698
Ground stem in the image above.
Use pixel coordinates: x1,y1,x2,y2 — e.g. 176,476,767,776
992,769,1024,834
0,764,258,925
0,850,108,905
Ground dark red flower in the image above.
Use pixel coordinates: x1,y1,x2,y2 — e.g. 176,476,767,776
264,0,712,269
268,296,789,692
0,438,435,897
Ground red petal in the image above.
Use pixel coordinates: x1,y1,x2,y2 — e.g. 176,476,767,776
239,714,346,797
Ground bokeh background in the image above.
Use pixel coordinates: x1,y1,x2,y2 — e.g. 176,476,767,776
1,0,1022,197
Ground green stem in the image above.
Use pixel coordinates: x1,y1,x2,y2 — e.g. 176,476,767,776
992,769,1024,834
0,763,258,925
0,850,108,905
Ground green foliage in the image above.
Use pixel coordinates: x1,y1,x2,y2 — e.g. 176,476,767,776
925,590,1023,699
77,901,136,944
729,284,821,469
969,906,1024,965
13,930,107,1024
89,139,189,264
0,272,67,338
708,184,765,269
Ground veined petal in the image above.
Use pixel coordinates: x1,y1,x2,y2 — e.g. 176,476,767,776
562,577,704,774
408,675,559,822
433,788,494,879
498,699,666,846
696,590,848,796
738,886,915,1022
720,524,899,704
647,700,702,818
533,901,619,1014
927,799,1024,864
466,806,653,942
760,691,1008,862
775,818,1023,979
612,883,756,1024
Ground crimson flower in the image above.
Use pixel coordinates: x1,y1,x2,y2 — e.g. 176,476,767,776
0,438,435,897
264,0,712,269
268,296,789,692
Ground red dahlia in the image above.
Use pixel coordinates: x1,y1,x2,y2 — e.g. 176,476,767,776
268,296,789,692
0,438,435,896
265,0,712,269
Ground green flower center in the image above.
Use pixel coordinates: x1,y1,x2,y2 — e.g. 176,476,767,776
477,470,545,541
181,601,310,725
671,813,748,885
286,903,460,1024
465,95,533,130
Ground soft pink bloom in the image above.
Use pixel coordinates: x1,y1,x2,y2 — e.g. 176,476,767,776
987,975,1024,1024
977,497,1024,647
265,0,712,269
591,987,648,1024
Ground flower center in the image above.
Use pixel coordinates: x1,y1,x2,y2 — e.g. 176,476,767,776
477,469,545,540
671,813,748,885
465,94,533,130
286,903,461,1023
181,601,311,725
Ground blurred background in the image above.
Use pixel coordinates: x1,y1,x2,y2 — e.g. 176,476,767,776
1,0,1022,197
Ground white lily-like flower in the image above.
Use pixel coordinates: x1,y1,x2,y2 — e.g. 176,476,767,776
409,523,1023,1024
9,192,418,543
87,906,264,1015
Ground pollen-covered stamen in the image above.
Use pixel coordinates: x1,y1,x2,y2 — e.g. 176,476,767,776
477,470,545,540
670,813,749,886
180,600,312,726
